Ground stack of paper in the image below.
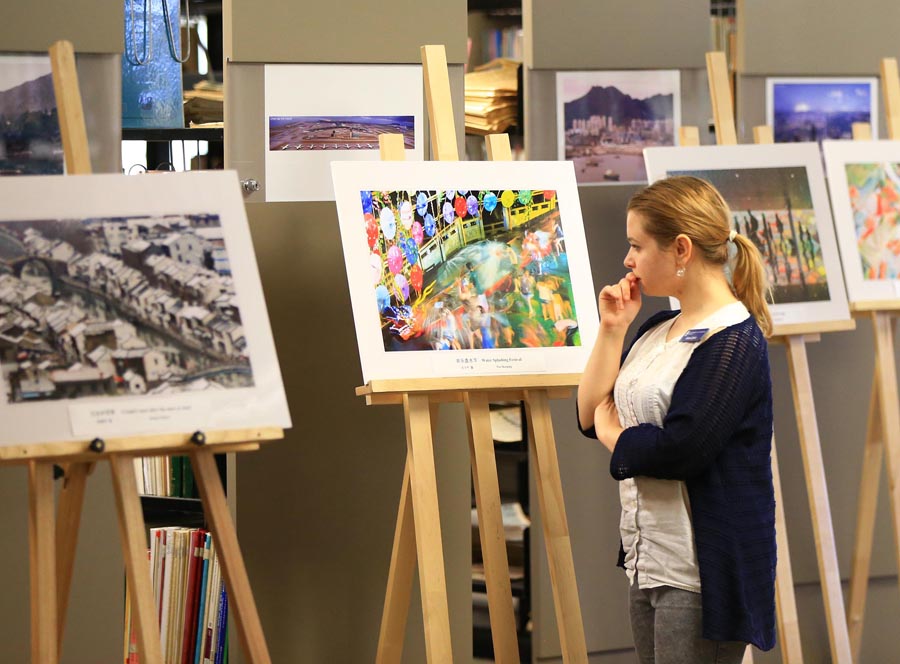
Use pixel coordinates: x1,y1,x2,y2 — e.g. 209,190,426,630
183,81,224,126
465,58,519,135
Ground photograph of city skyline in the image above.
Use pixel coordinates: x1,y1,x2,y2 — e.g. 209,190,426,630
770,79,876,143
558,70,678,185
269,115,415,151
0,55,63,176
671,166,831,304
362,188,579,352
0,213,253,404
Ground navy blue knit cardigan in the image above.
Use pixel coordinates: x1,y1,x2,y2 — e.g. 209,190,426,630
579,310,777,651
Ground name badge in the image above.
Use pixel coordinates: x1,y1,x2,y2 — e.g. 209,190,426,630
679,328,709,343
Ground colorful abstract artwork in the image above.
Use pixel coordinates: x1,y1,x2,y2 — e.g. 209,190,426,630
823,140,900,304
644,143,850,328
332,161,599,382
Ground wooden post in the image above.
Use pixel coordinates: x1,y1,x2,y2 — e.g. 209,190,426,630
47,39,94,657
752,125,774,145
48,40,91,175
109,455,164,664
851,123,872,141
881,58,900,141
705,51,737,145
29,461,58,664
465,392,520,663
784,337,853,663
421,45,459,162
678,126,700,147
524,389,588,664
485,133,513,161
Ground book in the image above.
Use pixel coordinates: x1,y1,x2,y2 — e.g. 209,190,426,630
193,533,213,664
180,529,205,664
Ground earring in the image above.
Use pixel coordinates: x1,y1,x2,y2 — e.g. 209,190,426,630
676,266,685,278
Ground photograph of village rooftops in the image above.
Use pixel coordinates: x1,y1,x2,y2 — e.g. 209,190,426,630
0,213,252,404
268,115,415,151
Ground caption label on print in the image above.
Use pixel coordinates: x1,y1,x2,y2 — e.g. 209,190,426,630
431,353,547,376
69,402,202,438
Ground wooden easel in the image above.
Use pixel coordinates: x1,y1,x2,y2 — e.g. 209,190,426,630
367,44,588,663
12,40,282,664
844,56,900,664
706,50,856,664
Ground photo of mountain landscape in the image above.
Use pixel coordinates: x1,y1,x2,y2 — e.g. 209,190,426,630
0,55,63,176
556,70,679,185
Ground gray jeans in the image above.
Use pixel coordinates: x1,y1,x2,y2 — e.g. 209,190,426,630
629,582,747,664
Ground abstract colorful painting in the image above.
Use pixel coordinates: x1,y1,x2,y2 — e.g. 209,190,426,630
332,161,599,382
766,77,878,143
556,70,680,185
644,143,850,328
823,140,900,304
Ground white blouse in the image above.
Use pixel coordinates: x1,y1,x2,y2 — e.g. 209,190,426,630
614,301,750,592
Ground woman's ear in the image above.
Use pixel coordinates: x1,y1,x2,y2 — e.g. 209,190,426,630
674,233,693,264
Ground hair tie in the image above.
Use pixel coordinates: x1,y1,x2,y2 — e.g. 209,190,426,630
728,229,737,243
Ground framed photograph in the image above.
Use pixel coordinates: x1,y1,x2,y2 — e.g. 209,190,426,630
556,70,680,185
0,171,291,446
644,143,851,328
766,77,878,143
331,161,600,383
264,64,424,202
0,54,63,175
823,139,900,304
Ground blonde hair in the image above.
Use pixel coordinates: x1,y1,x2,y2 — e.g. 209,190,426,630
627,175,773,337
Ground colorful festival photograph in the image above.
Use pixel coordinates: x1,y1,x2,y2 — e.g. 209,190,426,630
843,161,900,280
333,161,598,382
361,188,579,353
669,166,829,305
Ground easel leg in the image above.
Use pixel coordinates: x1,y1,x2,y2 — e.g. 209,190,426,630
55,461,93,652
772,437,804,663
189,450,272,664
465,391,520,663
785,337,852,663
109,455,163,664
524,389,587,664
29,461,58,664
847,367,882,662
404,393,453,663
376,454,417,664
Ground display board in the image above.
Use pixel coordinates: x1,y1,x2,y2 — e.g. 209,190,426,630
823,139,900,303
263,64,425,202
644,143,851,328
331,160,599,383
766,77,879,143
0,171,291,445
556,70,680,186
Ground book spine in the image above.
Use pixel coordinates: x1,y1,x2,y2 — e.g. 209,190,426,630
213,587,228,664
193,533,212,664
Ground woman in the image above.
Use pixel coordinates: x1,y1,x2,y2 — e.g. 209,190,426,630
577,176,776,663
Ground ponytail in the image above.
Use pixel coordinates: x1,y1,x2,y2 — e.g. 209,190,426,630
730,234,773,337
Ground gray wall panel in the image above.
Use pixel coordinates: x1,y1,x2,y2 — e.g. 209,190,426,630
78,53,122,173
738,0,900,76
524,0,708,71
228,0,466,64
0,0,122,54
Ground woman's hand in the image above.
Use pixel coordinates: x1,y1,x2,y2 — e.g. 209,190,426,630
597,272,642,332
594,398,624,452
